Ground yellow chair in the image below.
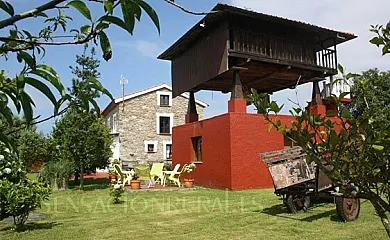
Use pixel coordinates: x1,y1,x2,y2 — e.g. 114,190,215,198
167,164,187,187
150,163,164,185
134,164,152,188
113,164,132,186
162,164,180,187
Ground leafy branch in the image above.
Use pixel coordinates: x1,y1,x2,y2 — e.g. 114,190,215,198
0,0,68,29
370,22,390,55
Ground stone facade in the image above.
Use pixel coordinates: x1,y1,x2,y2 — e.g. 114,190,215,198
102,85,205,168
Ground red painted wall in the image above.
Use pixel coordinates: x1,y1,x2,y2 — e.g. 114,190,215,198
173,114,232,189
173,112,298,190
173,109,344,190
229,113,295,190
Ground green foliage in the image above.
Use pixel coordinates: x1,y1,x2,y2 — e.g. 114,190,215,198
0,1,14,16
370,22,390,55
110,182,124,204
0,0,169,230
0,178,51,230
0,144,51,230
39,158,73,190
51,109,112,188
247,89,283,114
69,45,103,111
18,129,51,172
0,115,24,146
183,163,196,173
263,69,390,236
0,146,24,183
246,89,270,114
0,0,165,150
345,69,390,128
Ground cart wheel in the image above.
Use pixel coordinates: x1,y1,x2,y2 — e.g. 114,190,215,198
286,194,310,214
335,196,360,222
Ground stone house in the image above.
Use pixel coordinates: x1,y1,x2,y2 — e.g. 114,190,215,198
101,83,207,169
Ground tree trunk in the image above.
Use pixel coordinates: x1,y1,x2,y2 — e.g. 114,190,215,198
52,178,59,191
62,178,68,190
74,173,79,185
370,197,390,238
80,164,84,189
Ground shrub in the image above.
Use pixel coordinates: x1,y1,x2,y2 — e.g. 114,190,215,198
110,182,125,204
40,158,74,190
0,179,51,229
0,145,51,230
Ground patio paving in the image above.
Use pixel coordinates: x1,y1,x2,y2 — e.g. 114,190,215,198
75,173,195,192
124,184,195,192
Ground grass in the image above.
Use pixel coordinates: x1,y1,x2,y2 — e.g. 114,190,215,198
0,179,387,240
27,173,39,181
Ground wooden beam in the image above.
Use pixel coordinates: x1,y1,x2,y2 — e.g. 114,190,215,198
231,69,244,99
187,91,198,115
185,91,198,123
311,80,323,105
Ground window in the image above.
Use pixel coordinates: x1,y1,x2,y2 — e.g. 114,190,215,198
163,140,172,160
165,144,172,159
109,115,113,130
160,117,170,134
160,95,170,106
192,137,202,162
284,134,297,148
156,113,174,135
144,140,158,153
106,112,118,133
112,113,117,133
157,91,172,107
147,144,155,152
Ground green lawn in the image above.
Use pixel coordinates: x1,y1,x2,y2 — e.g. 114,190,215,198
0,179,386,240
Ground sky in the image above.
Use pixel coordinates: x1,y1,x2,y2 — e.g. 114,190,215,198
2,0,390,133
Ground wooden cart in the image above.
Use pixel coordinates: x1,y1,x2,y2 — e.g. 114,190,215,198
260,146,360,221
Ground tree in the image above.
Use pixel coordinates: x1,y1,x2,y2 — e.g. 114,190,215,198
0,0,164,149
370,22,390,55
247,21,390,236
253,64,390,236
0,0,210,147
346,69,390,122
0,143,51,230
0,115,25,147
51,109,112,188
246,88,270,114
69,45,101,107
39,155,74,190
0,0,200,230
18,128,51,172
0,114,51,172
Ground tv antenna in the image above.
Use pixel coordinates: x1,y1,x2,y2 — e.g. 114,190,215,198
120,74,128,111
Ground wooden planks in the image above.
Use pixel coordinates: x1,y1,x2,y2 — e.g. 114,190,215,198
171,21,229,97
260,147,316,190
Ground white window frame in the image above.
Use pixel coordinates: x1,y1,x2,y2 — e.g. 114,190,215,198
156,113,174,135
105,109,118,134
144,140,158,153
163,140,172,160
112,112,117,133
157,91,172,107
